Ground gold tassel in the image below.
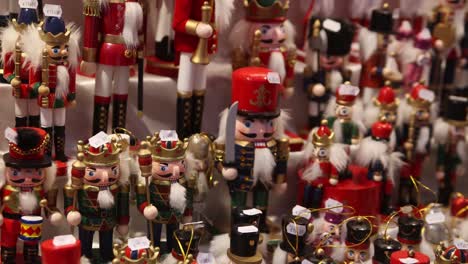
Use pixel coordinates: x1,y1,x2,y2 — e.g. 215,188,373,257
83,0,101,17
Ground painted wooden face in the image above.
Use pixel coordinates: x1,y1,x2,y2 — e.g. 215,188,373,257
46,43,69,64
235,116,276,142
5,167,45,188
345,248,370,262
84,165,120,187
151,160,185,181
335,105,353,121
250,22,287,50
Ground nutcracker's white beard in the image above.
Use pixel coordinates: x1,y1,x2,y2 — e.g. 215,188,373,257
56,65,70,100
97,188,115,209
19,192,38,214
268,51,286,81
253,148,275,186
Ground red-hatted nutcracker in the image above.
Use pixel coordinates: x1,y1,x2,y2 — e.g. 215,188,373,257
173,0,235,139
81,0,143,135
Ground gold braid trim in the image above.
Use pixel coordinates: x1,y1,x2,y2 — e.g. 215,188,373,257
83,0,101,17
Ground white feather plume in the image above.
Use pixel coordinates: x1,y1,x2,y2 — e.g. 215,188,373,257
272,246,288,264
56,65,70,101
396,99,412,129
416,126,430,154
122,2,143,48
210,233,230,264
215,0,235,32
283,20,296,50
355,137,389,168
21,25,45,69
302,161,322,183
364,103,380,128
274,109,290,139
253,148,275,186
0,23,19,64
67,24,81,70
433,118,450,145
359,28,377,62
169,182,187,213
330,143,349,172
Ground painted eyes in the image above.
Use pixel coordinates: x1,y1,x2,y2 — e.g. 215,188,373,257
87,171,95,177
347,250,355,259
112,167,119,176
160,165,168,172
318,149,328,157
359,251,367,260
267,120,273,127
244,120,252,128
52,48,60,54
12,169,19,177
340,107,349,115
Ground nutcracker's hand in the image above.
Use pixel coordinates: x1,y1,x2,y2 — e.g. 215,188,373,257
143,204,158,220
49,211,63,226
311,83,326,97
222,167,238,180
404,142,413,152
196,23,213,39
66,211,82,226
329,178,338,185
116,225,129,236
373,172,383,182
10,77,21,89
283,87,294,98
436,170,445,181
434,39,444,51
38,85,50,96
80,61,97,76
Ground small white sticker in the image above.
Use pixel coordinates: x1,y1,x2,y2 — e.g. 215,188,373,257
454,238,468,250
243,208,262,216
89,131,109,148
5,127,18,144
399,257,419,264
449,95,468,103
43,4,62,18
302,260,313,264
339,84,360,96
52,235,77,247
292,205,311,220
418,89,435,102
425,212,446,224
159,130,179,141
323,19,341,33
238,225,258,234
325,198,344,213
197,252,215,264
401,205,413,214
267,72,281,84
182,221,204,230
128,236,151,251
19,0,38,9
286,223,306,236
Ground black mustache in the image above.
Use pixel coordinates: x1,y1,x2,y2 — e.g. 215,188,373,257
10,178,41,183
240,132,274,138
261,39,273,44
11,179,25,183
156,173,173,178
87,178,118,184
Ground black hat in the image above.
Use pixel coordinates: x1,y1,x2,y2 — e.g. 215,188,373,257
3,127,51,168
345,218,372,249
279,215,311,258
373,237,402,264
231,207,262,228
172,228,202,259
322,19,355,56
442,91,468,127
370,3,394,34
228,224,262,264
397,216,424,245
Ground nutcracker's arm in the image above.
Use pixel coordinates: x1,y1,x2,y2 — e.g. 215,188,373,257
117,184,130,225
172,0,197,35
284,48,297,88
135,183,149,214
3,51,15,82
82,0,101,62
63,184,77,215
67,67,76,102
274,138,289,184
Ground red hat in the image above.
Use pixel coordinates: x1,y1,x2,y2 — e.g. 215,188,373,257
371,121,393,140
3,127,51,168
390,250,430,264
375,85,398,110
232,67,282,118
312,120,334,147
41,235,81,264
396,20,413,40
408,83,434,108
336,82,360,106
451,193,468,217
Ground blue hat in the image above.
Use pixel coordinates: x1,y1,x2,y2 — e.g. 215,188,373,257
43,16,66,35
17,8,39,25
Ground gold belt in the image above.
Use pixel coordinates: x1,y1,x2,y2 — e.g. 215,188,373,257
104,34,126,45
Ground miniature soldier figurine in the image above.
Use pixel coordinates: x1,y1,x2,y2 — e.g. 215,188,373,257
402,29,433,93
373,237,402,264
162,223,203,264
137,130,191,253
272,215,313,264
298,120,349,208
81,0,143,134
390,250,430,264
229,0,296,98
396,83,435,206
1,1,41,127
64,133,130,263
310,206,346,260
215,67,290,232
227,224,263,264
0,127,62,264
359,3,402,105
343,217,373,264
355,120,404,214
397,212,424,252
435,244,467,263
173,0,235,138
303,18,355,129
22,5,80,162
112,236,160,264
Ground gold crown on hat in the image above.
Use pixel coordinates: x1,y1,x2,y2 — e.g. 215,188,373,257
146,132,186,161
244,0,289,22
434,243,460,264
39,27,71,46
77,137,123,167
112,243,160,264
312,120,335,147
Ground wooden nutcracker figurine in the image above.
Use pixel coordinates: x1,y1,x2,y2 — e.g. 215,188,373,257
433,92,468,205
227,224,263,264
402,29,433,93
63,133,130,263
137,130,191,253
215,67,290,232
0,127,62,264
112,236,160,264
343,217,373,264
435,244,467,263
297,120,349,209
397,211,424,252
162,223,203,264
303,18,355,129
22,4,80,162
355,120,404,214
1,0,41,127
81,0,143,134
229,0,296,98
396,83,435,206
373,237,402,264
173,0,235,139
359,3,402,105
390,250,430,264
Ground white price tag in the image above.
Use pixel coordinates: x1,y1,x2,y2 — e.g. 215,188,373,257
4,127,17,144
449,95,468,102
401,205,413,214
128,236,151,251
52,235,77,247
197,252,215,264
43,4,62,18
267,72,281,84
302,260,313,264
238,225,258,234
243,208,262,216
325,198,343,213
425,212,446,224
19,0,38,9
323,19,341,33
292,205,311,220
418,89,435,102
286,223,306,236
89,131,109,148
182,221,204,230
454,238,468,250
338,84,359,96
399,258,418,264
159,130,179,141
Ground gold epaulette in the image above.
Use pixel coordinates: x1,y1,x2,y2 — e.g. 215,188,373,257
83,0,101,17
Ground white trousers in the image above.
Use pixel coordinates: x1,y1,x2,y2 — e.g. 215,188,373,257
15,98,40,118
95,64,131,97
177,52,207,93
40,108,66,127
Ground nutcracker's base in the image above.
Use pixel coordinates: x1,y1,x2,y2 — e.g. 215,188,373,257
145,56,179,78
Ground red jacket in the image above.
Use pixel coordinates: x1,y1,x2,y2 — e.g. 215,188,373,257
3,52,39,99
